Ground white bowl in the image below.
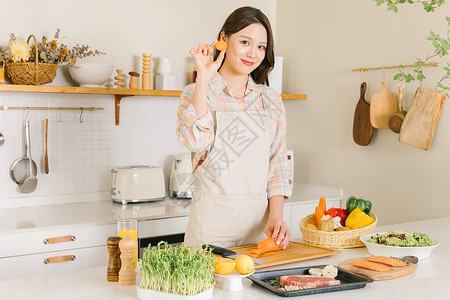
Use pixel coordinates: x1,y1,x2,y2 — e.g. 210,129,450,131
68,63,113,87
360,232,439,260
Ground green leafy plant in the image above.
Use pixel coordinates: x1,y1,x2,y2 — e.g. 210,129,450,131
374,0,446,13
374,0,450,96
139,242,216,296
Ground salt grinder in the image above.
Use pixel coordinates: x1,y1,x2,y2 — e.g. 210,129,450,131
118,237,137,286
107,236,122,282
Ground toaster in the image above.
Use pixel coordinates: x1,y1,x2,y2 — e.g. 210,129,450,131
111,166,165,204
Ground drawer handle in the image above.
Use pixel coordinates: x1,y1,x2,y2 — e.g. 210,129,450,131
43,235,76,245
43,255,76,264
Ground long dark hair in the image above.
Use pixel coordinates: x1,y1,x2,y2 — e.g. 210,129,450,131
213,6,274,85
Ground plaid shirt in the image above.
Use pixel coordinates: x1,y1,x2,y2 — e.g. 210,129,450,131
176,72,292,199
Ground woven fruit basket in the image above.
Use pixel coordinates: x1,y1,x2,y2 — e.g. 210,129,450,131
5,35,57,85
299,213,377,249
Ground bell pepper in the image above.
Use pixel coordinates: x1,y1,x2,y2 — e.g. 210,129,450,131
345,208,373,229
326,207,348,226
346,196,372,214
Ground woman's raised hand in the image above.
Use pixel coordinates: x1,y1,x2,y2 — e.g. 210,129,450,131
189,40,226,83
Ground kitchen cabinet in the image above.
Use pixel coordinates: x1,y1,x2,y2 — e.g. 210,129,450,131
0,84,307,125
0,223,116,281
0,247,107,280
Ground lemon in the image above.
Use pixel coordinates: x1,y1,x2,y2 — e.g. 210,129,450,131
214,257,236,275
235,255,254,275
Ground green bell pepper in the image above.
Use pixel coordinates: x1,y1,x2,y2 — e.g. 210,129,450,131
346,196,372,214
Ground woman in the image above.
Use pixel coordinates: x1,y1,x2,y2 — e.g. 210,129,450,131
177,6,292,249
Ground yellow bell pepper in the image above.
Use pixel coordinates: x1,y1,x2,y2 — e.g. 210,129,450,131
345,208,373,229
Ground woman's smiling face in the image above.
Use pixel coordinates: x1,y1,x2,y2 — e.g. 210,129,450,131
221,23,267,76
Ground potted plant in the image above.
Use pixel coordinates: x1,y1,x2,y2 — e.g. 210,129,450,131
0,29,104,85
137,242,216,300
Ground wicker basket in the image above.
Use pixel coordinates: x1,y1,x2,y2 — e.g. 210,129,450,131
300,213,377,249
5,35,58,85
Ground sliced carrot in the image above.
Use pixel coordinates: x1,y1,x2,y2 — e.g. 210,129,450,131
367,256,406,267
249,253,260,258
250,249,264,256
215,40,227,51
351,260,392,272
257,237,281,253
315,206,325,226
319,197,326,213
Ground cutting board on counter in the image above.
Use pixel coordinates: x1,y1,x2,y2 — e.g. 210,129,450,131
229,241,340,269
338,257,416,281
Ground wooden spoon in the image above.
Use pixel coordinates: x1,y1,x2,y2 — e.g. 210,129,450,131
44,118,49,174
388,84,406,134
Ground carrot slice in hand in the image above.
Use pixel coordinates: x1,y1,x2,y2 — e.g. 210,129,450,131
257,237,281,253
215,40,227,51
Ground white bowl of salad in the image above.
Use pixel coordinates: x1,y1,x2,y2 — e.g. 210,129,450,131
360,231,439,260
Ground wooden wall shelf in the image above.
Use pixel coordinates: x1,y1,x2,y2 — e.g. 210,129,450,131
0,84,306,125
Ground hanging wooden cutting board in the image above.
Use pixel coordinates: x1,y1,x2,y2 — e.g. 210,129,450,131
399,87,446,150
338,257,416,281
370,81,398,128
353,82,373,146
228,241,340,269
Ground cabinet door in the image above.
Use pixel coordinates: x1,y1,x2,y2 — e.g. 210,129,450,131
0,224,115,258
289,200,340,240
0,246,108,281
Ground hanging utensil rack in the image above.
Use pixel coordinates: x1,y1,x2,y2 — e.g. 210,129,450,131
352,62,439,72
0,106,103,111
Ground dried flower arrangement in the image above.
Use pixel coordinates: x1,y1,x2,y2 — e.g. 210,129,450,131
0,29,105,67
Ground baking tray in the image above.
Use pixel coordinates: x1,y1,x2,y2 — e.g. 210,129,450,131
248,265,373,297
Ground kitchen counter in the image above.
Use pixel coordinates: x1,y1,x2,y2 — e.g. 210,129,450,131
1,216,447,300
0,198,190,234
0,183,342,234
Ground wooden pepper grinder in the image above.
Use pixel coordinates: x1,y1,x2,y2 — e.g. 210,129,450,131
114,69,125,88
128,72,140,89
142,53,151,90
118,237,137,286
107,236,122,282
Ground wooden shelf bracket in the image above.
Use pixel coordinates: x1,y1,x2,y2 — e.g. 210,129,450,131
115,94,132,125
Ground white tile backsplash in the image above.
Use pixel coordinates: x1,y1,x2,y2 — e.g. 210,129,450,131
0,91,187,208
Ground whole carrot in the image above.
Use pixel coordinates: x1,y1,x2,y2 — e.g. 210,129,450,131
315,206,325,226
319,197,326,213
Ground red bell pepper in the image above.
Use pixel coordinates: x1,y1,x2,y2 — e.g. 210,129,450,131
326,207,348,226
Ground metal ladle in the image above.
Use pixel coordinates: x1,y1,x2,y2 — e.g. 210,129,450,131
10,121,37,186
20,120,38,193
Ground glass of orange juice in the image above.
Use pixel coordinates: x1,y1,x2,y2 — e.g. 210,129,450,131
118,219,138,267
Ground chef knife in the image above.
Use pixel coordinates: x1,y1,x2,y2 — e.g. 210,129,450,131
202,244,266,265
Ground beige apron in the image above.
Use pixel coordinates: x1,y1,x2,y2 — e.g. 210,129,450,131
184,86,277,248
